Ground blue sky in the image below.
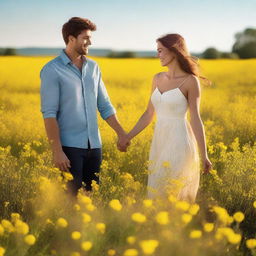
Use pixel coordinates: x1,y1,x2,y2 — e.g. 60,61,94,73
0,0,255,52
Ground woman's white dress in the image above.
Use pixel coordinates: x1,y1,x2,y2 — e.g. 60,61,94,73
147,75,200,203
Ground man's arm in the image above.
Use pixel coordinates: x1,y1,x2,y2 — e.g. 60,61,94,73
96,66,130,152
40,65,70,171
104,114,130,152
43,118,71,171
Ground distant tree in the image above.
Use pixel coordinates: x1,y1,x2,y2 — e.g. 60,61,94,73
201,47,221,59
232,28,256,58
4,48,17,56
107,51,117,58
220,52,239,59
107,51,136,58
118,51,136,58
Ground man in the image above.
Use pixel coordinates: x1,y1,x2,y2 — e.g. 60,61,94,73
40,17,130,196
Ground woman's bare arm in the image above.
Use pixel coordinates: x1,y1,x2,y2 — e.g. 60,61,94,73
187,76,212,174
127,74,158,140
187,76,208,158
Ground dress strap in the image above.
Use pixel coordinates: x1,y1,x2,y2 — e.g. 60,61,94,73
177,75,191,89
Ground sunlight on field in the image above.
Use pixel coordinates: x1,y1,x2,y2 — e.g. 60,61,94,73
0,56,255,255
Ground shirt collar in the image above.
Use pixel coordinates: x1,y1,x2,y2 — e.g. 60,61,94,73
60,49,87,66
60,49,71,65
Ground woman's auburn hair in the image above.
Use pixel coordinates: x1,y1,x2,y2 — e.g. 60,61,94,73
157,33,211,86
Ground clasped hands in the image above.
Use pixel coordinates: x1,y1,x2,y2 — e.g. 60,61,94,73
117,132,131,152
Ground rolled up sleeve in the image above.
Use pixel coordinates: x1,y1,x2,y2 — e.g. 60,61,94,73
40,65,60,119
97,66,116,120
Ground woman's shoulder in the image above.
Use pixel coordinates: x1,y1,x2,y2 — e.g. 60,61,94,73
188,74,201,93
153,72,165,81
189,74,200,84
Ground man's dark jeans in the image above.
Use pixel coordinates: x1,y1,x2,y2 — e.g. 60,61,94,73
62,140,102,196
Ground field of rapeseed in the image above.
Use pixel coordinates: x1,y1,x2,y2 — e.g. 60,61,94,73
0,56,256,256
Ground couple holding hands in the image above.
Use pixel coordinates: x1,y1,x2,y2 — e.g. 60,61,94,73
40,17,212,203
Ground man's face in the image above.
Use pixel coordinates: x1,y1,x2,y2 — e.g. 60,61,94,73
69,29,92,55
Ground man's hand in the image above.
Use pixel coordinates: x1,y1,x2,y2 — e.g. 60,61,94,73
53,150,71,172
117,133,131,152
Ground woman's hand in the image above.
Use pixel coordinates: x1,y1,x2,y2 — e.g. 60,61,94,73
117,133,131,152
202,156,212,174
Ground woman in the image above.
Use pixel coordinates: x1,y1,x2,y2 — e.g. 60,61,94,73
127,34,212,203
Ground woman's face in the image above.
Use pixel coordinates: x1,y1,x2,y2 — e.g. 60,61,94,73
157,41,176,66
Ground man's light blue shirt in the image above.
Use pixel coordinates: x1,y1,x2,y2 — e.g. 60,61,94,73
40,49,116,149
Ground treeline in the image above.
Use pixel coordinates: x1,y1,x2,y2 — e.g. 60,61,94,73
107,51,136,58
1,28,256,59
0,48,17,56
108,27,256,59
200,28,256,59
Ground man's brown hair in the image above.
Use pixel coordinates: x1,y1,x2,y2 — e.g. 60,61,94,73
62,17,97,45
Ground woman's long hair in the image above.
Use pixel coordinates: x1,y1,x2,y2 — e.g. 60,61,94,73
157,33,211,86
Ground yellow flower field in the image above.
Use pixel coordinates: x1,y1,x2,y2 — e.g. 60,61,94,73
0,56,256,255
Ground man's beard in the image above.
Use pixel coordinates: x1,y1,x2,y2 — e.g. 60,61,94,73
76,45,88,55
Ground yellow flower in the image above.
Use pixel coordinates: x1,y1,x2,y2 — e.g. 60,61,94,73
168,194,177,203
131,212,147,223
4,202,9,208
233,212,244,223
189,230,202,239
109,199,122,211
215,227,234,240
70,252,80,256
81,241,93,251
91,180,99,191
63,172,73,181
0,224,4,236
56,218,68,228
246,239,256,249
107,249,116,256
122,172,134,180
143,199,153,208
227,233,241,244
126,196,136,206
228,216,234,224
175,201,190,211
189,204,200,215
212,206,232,224
162,161,171,168
253,201,256,208
139,239,159,255
71,231,81,240
203,223,214,232
11,213,20,222
126,236,136,244
14,219,29,235
0,247,5,256
181,213,192,224
82,213,92,223
1,219,14,233
24,234,36,245
86,203,96,212
46,218,54,225
155,211,169,225
73,204,81,211
96,223,106,234
78,194,92,205
123,249,138,256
